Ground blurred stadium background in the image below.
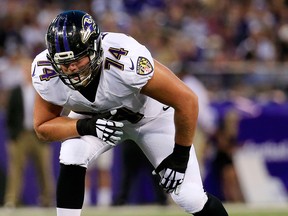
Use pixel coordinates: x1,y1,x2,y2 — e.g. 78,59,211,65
0,0,287,215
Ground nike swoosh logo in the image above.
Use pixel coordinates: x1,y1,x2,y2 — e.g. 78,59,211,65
101,32,108,39
129,58,134,70
163,106,170,111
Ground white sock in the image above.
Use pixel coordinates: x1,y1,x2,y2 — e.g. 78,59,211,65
57,208,81,216
97,188,111,206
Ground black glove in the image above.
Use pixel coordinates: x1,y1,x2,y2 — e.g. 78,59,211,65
153,143,191,194
76,111,124,146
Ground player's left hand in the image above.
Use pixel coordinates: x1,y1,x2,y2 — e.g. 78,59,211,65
76,110,124,146
153,144,191,194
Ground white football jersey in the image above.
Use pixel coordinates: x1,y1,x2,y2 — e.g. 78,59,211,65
32,32,164,122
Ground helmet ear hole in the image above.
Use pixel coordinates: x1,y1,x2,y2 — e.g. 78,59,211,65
45,10,102,90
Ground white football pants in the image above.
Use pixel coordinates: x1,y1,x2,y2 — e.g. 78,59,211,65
59,109,207,213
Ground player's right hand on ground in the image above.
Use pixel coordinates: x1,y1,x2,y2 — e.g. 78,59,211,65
76,115,124,146
152,144,191,194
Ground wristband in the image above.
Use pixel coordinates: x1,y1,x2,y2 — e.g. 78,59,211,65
172,143,191,172
76,118,95,136
173,143,191,158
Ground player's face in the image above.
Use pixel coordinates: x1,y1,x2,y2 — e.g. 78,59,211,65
59,56,92,87
60,56,90,75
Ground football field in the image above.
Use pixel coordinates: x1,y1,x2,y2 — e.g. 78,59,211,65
0,203,287,216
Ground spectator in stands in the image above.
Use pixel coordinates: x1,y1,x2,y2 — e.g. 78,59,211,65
4,57,54,207
205,108,244,202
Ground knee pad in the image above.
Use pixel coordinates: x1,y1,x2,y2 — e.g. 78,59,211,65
57,164,86,209
171,183,208,213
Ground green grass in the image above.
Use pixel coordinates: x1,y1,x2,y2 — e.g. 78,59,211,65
225,203,288,216
0,204,287,216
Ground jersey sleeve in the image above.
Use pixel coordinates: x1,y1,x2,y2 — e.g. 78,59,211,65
127,44,154,91
102,33,155,96
31,50,69,106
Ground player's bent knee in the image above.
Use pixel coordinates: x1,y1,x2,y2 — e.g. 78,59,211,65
59,139,90,167
193,193,228,216
171,183,208,214
59,136,111,168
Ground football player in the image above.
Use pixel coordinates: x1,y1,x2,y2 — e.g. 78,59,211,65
32,10,228,216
